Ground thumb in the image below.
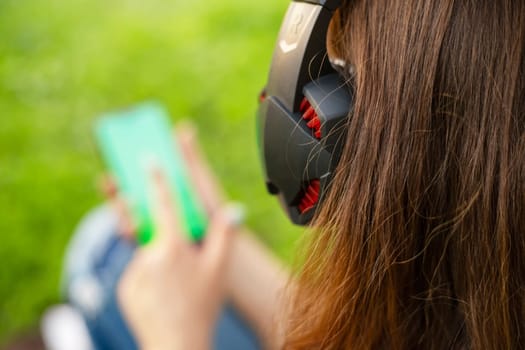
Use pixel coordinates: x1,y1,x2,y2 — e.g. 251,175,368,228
203,203,244,271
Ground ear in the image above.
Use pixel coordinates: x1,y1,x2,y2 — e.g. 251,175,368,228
327,8,346,72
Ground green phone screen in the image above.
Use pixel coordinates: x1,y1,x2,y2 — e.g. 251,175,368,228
95,102,207,244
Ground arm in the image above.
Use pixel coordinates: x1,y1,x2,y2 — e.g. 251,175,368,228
114,125,292,348
118,172,243,350
175,124,292,347
226,229,290,349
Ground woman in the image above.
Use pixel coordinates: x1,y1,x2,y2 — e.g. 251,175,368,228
119,0,525,348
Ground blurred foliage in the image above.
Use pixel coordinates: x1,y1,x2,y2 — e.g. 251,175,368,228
0,0,303,342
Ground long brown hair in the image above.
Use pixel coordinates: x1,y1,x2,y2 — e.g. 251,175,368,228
285,0,525,348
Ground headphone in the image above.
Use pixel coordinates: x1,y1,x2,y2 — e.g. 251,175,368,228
257,0,354,225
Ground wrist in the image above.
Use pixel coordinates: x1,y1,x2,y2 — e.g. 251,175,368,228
143,338,211,350
140,326,212,350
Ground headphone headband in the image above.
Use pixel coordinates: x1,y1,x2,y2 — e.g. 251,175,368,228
265,0,339,111
300,0,341,11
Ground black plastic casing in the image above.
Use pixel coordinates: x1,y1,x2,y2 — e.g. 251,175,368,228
257,0,353,225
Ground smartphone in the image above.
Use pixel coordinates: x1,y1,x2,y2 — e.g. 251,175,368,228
95,102,207,245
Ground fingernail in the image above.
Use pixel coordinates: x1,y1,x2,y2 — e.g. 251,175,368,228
224,203,245,227
177,122,197,139
142,155,162,177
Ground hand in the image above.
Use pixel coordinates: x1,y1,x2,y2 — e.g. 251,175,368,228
117,170,244,350
99,122,225,241
102,122,290,348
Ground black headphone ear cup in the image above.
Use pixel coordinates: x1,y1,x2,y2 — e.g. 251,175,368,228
257,73,352,225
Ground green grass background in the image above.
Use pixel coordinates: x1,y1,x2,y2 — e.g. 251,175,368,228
0,0,303,342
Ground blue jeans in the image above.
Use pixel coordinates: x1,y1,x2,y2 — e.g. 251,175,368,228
62,205,260,350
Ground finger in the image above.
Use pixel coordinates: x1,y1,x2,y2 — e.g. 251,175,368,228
175,123,224,216
112,195,137,240
98,173,118,199
98,174,136,240
203,203,245,272
148,168,185,248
